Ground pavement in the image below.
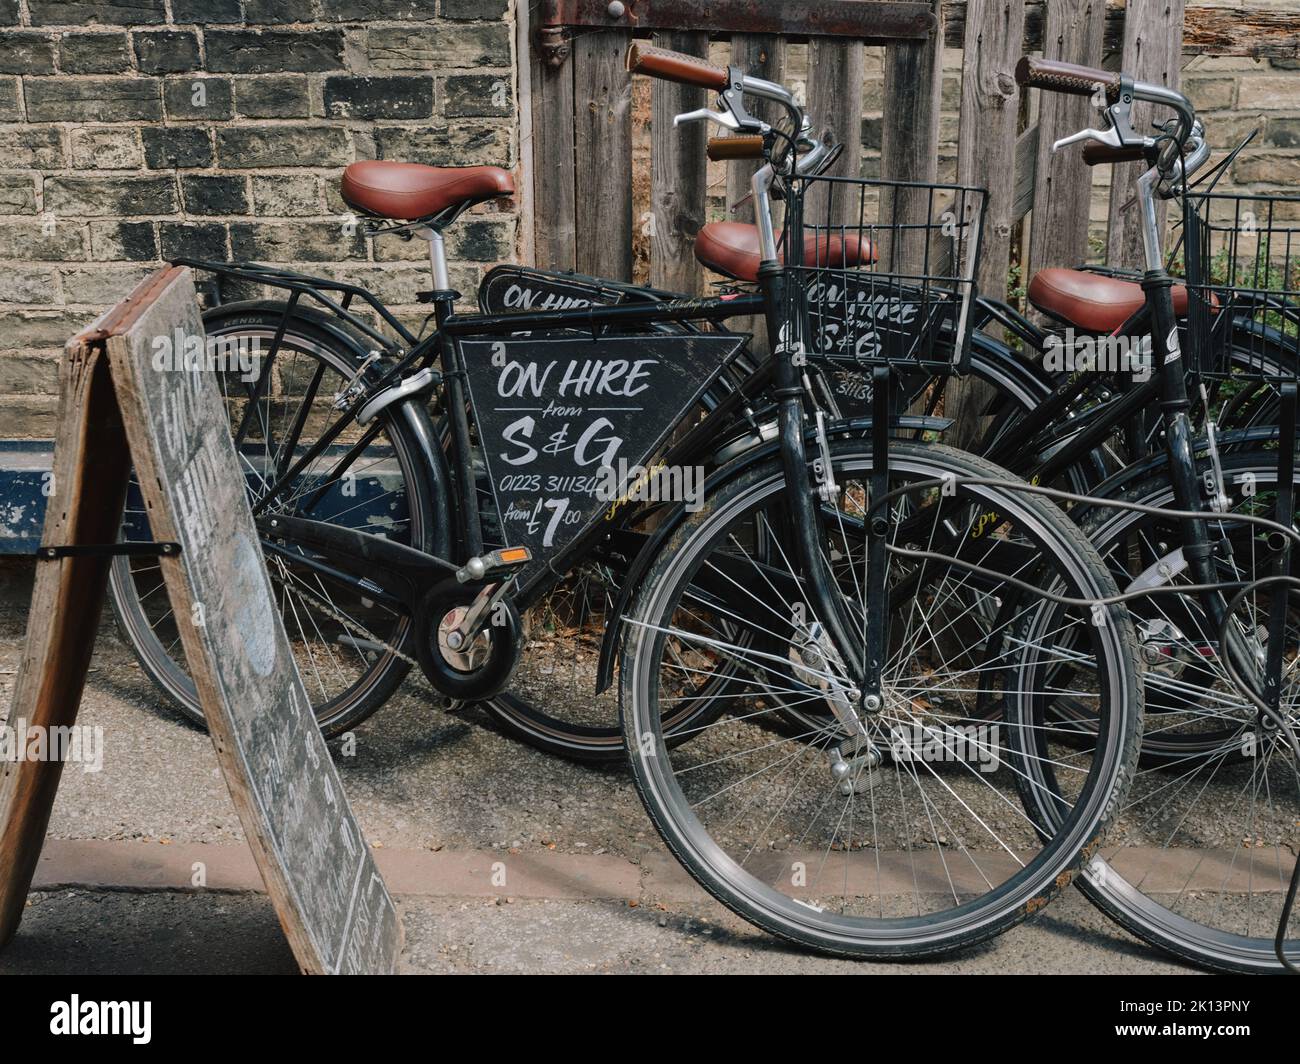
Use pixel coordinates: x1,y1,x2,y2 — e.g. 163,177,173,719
0,558,1198,975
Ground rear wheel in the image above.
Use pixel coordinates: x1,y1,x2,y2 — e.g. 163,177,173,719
108,304,439,737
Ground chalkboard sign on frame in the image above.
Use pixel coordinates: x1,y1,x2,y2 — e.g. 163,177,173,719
460,331,747,591
0,266,401,975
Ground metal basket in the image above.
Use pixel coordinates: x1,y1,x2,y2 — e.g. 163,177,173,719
779,173,986,373
1183,189,1300,383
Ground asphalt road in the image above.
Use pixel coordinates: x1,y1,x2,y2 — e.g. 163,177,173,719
0,559,1195,975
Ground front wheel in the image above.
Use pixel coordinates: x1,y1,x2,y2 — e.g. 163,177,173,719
618,439,1142,958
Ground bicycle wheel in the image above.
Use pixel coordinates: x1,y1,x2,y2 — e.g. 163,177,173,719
619,439,1142,958
109,302,440,737
1076,450,1300,972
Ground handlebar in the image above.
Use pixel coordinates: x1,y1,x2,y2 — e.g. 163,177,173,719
706,135,767,161
626,42,806,154
627,42,729,91
1015,56,1121,103
1017,53,1198,186
1082,142,1155,166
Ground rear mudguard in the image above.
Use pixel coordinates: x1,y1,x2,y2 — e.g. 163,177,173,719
593,413,949,693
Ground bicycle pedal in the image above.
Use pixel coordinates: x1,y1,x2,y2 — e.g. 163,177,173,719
456,546,532,584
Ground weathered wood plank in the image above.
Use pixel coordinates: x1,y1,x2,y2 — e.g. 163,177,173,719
806,35,868,227
574,29,634,281
1173,7,1300,59
1012,123,1039,223
1105,0,1185,270
0,321,132,947
727,34,787,225
1026,0,1105,280
530,47,577,272
948,0,1027,447
103,267,401,974
881,2,944,273
650,30,709,295
942,2,1300,58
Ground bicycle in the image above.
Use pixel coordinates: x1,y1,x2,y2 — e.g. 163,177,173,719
893,56,1300,973
613,45,1144,958
109,82,1086,763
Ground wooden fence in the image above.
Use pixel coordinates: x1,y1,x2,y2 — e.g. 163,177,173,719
523,2,1299,435
526,1,1298,279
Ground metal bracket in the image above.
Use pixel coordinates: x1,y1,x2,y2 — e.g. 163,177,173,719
38,541,182,561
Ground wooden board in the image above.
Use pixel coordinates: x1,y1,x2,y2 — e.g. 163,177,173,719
805,35,867,241
942,2,1299,58
1026,0,1105,283
574,28,634,281
0,322,132,947
0,266,401,974
530,37,578,272
650,30,709,296
947,0,1027,447
1104,0,1185,270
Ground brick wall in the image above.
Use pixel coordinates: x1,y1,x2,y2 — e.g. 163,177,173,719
3,3,1299,440
0,0,519,439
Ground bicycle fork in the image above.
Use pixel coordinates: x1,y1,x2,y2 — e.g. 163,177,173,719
760,263,884,747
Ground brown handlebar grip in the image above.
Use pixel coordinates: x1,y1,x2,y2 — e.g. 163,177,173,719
627,42,729,91
1015,56,1121,103
1081,142,1154,166
706,135,766,161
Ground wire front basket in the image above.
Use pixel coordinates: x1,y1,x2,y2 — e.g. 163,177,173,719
1184,189,1300,383
780,173,986,373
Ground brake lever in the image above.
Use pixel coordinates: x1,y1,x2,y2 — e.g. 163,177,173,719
673,107,741,132
1052,125,1125,153
1052,73,1144,155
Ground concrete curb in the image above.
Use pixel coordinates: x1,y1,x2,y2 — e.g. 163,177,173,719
32,838,683,900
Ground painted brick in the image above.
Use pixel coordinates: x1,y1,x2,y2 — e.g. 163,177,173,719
28,0,166,26
0,33,57,75
163,76,234,120
234,76,311,119
324,75,434,120
69,127,144,170
134,30,201,75
142,126,213,168
89,220,158,261
58,33,131,74
216,125,351,168
368,24,511,70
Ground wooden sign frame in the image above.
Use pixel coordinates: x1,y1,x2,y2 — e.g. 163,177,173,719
0,266,401,974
